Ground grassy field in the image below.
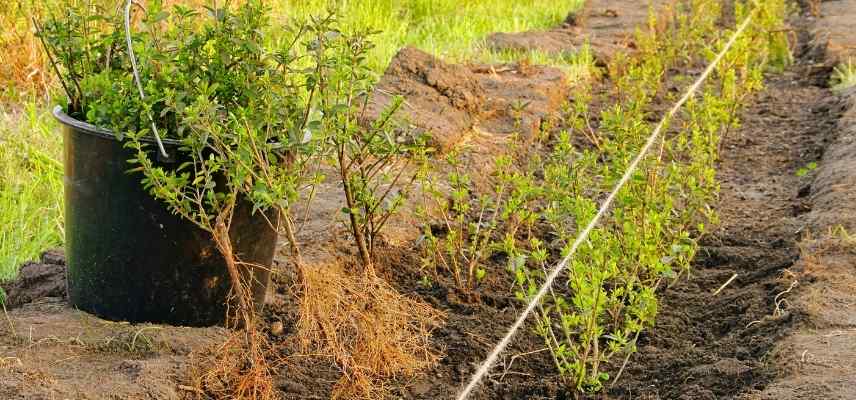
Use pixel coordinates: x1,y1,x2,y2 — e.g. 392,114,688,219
0,105,63,280
0,0,582,279
275,0,581,71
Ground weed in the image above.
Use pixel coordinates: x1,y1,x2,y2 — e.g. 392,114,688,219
831,225,856,245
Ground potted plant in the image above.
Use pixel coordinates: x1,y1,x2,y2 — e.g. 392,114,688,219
36,0,326,327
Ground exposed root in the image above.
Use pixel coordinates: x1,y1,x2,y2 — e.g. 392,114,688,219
184,206,278,400
186,329,279,400
297,262,444,399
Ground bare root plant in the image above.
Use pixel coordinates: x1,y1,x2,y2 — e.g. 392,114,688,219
310,21,430,271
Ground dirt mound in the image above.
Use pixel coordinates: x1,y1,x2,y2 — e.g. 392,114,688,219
1,249,67,309
807,87,856,231
365,47,570,152
486,30,625,66
748,75,856,400
365,46,486,151
582,0,673,40
816,0,856,61
471,62,569,137
746,235,856,400
486,0,677,66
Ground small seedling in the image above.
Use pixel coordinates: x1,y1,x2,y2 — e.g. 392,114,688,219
796,161,818,177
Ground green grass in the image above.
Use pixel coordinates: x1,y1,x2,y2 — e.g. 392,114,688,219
0,102,63,280
0,0,585,279
477,44,599,84
275,0,583,73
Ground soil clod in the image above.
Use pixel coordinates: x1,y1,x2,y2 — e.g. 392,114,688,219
365,47,570,152
1,249,67,309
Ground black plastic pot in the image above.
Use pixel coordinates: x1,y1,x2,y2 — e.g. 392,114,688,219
54,106,277,327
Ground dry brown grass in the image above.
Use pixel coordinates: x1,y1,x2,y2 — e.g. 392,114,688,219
0,3,52,99
297,262,444,399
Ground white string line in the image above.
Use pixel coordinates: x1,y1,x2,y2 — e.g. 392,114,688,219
455,7,759,400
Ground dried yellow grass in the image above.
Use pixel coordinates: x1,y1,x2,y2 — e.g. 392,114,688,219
0,3,52,99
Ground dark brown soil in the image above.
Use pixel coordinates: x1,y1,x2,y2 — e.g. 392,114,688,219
1,249,66,309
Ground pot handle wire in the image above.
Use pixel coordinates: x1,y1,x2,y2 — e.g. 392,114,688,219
124,0,169,159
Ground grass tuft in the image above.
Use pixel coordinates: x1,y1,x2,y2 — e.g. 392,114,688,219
831,59,856,92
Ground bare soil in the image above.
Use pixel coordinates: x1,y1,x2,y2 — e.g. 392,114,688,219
0,295,226,399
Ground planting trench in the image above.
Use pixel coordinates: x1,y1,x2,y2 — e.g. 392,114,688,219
2,1,856,399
